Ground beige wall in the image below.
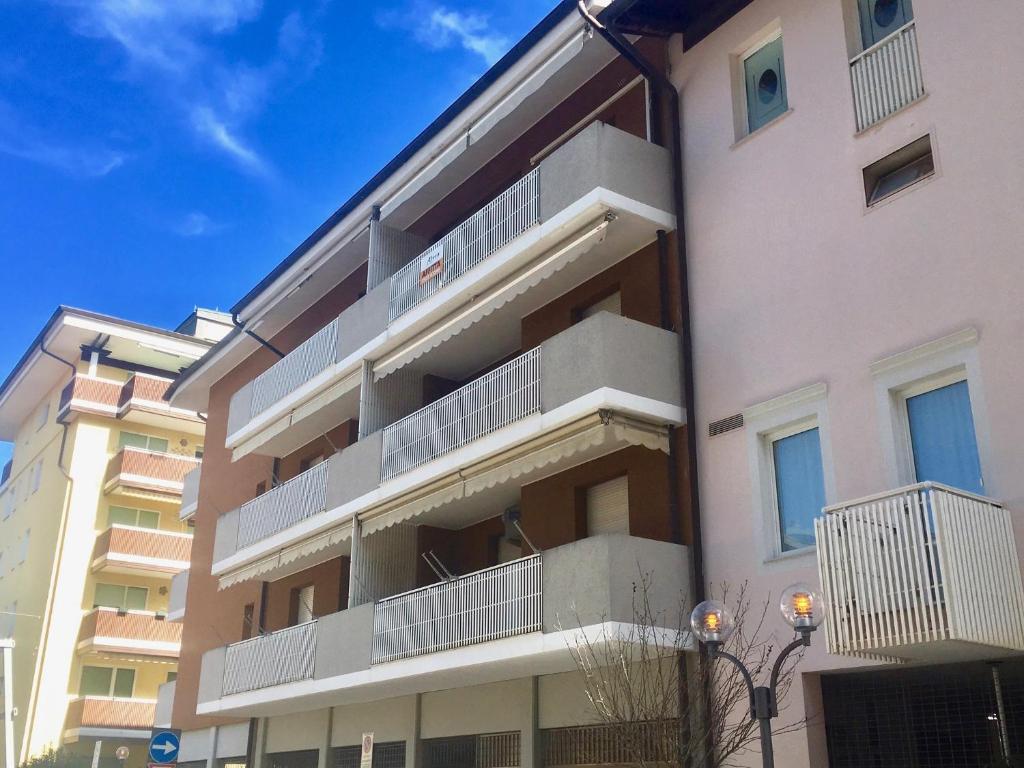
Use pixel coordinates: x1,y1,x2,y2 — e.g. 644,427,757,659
673,0,1024,764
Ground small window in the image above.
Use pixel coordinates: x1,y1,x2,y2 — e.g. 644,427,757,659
118,431,169,453
80,666,135,697
906,379,984,494
586,476,629,536
864,135,934,206
194,446,204,459
770,427,826,552
166,671,177,683
858,0,913,49
242,603,256,640
290,584,315,625
743,34,788,133
94,583,148,611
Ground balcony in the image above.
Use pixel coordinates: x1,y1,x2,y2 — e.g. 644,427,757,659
104,447,201,501
815,482,1024,661
168,569,188,622
225,122,674,459
154,681,175,729
212,314,683,583
77,607,182,657
59,374,204,434
197,535,689,715
64,696,156,741
850,21,925,132
180,466,201,521
91,525,192,576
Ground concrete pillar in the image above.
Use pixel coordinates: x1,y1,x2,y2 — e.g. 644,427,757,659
251,719,268,768
348,517,363,607
1,641,14,768
317,709,333,768
405,694,421,768
521,677,539,768
206,726,219,768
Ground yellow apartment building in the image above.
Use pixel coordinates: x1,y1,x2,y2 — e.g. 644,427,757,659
0,307,229,768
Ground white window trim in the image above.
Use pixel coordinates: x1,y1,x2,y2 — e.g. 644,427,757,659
871,327,992,491
744,383,836,564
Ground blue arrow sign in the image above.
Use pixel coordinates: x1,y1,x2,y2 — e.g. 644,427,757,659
149,730,180,765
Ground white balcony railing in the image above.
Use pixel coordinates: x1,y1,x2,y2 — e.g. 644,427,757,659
380,347,542,482
250,318,340,419
815,482,1024,658
850,21,924,132
371,554,543,664
388,169,541,323
223,620,317,695
236,461,330,549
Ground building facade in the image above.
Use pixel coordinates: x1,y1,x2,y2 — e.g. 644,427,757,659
0,308,229,768
161,0,1024,767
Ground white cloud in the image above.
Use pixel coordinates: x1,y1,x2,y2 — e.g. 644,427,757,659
191,106,266,174
175,211,221,237
379,3,509,66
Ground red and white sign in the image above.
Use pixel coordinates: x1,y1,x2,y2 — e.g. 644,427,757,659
419,243,444,285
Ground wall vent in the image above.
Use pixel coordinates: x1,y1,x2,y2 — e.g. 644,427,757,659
709,413,744,437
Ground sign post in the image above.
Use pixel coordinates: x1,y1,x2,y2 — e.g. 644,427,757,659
148,729,181,768
359,733,374,768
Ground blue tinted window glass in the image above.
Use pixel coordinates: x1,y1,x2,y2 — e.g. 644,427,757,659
907,380,983,494
773,427,826,552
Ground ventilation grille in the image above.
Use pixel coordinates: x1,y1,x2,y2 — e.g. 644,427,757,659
335,742,406,768
422,732,520,768
542,721,679,766
708,413,744,437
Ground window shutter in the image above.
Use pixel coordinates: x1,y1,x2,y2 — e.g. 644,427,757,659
586,476,629,536
744,36,788,132
297,584,315,623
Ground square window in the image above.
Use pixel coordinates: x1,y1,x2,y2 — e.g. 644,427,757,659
118,431,169,453
80,666,113,696
112,667,135,698
585,476,630,536
743,34,788,133
771,427,827,552
857,0,914,49
863,135,935,206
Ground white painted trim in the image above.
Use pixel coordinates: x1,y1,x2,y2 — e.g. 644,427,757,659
93,553,191,572
79,638,181,654
744,383,835,564
212,389,684,576
65,727,152,741
108,524,194,540
871,327,992,491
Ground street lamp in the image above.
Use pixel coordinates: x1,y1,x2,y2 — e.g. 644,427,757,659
690,583,825,768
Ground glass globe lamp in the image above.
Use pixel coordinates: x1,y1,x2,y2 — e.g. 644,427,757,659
690,599,735,645
780,583,825,632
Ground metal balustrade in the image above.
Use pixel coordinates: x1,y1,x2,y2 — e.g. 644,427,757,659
380,348,541,482
223,620,317,695
388,169,541,323
250,318,340,418
371,554,543,664
815,482,1024,658
850,21,924,132
236,460,330,549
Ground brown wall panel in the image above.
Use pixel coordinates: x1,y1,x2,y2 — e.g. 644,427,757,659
262,556,348,632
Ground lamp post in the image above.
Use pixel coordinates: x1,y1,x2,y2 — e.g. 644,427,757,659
690,583,826,768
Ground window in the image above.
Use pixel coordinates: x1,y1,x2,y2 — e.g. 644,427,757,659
35,402,50,432
906,380,984,494
118,431,169,453
770,426,827,552
290,584,315,625
30,460,43,494
864,135,935,206
80,666,135,698
166,671,177,683
94,583,148,611
194,445,204,459
108,506,160,529
586,476,629,536
241,603,256,640
857,0,913,48
743,33,788,133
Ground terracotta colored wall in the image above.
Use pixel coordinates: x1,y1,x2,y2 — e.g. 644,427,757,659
277,421,358,484
519,445,674,551
416,516,505,586
521,243,663,350
262,556,348,632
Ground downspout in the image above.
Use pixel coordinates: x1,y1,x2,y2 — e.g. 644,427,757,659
21,341,76,762
231,313,285,359
577,0,706,600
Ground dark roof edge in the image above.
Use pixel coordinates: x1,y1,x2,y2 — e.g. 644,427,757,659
228,0,578,316
0,305,215,405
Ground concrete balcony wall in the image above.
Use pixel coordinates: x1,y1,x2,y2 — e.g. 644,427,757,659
92,526,192,574
168,569,189,621
155,681,175,728
180,466,201,520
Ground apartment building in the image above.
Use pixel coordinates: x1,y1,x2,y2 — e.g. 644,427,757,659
0,307,230,768
160,0,1024,766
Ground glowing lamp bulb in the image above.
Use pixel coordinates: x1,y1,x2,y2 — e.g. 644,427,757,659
780,583,825,630
690,600,735,645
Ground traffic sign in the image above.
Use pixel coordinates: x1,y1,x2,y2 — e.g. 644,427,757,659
149,729,181,765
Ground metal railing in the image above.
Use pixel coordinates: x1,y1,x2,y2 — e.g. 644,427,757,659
380,347,542,482
236,460,330,549
222,620,317,695
388,169,541,323
815,482,1024,657
250,317,340,418
371,554,543,664
850,21,924,132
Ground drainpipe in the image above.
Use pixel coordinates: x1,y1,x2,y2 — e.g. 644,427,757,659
20,340,77,763
577,0,706,597
578,4,709,765
232,313,285,359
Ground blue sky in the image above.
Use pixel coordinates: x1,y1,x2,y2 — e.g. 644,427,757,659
0,0,559,468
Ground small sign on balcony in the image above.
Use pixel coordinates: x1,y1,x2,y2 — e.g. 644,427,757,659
419,243,443,285
360,733,374,768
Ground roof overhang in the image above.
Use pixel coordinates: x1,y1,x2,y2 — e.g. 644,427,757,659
0,307,212,439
